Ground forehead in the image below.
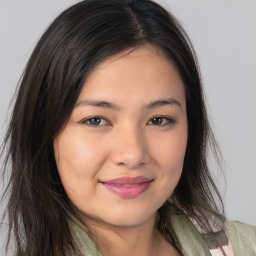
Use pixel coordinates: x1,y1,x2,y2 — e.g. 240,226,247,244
77,44,185,108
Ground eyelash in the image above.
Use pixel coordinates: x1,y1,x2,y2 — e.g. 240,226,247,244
81,116,110,126
147,116,176,126
81,116,176,127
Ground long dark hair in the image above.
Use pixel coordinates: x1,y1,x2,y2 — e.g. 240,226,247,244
1,0,225,255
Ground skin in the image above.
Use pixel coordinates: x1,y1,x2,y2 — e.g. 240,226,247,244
54,44,187,256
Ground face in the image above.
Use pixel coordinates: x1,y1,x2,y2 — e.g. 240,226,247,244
54,44,187,228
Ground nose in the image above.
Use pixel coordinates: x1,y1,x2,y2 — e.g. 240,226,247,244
110,125,150,169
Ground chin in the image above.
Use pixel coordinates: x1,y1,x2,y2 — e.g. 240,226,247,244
100,207,157,228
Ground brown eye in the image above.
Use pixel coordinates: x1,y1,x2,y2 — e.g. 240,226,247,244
89,117,101,125
151,117,163,125
82,117,109,126
148,116,175,126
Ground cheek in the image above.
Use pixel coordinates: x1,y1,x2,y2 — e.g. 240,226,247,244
149,128,187,191
54,131,108,197
152,129,187,169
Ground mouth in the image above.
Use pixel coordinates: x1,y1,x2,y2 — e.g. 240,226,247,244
100,176,154,198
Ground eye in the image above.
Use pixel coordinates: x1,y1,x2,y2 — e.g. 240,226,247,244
147,116,175,126
81,116,110,127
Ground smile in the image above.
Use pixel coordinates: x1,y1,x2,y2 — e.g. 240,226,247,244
100,176,154,198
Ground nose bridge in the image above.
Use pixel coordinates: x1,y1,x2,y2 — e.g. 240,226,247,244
111,122,149,169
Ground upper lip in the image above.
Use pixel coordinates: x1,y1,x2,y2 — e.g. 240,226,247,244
101,176,153,185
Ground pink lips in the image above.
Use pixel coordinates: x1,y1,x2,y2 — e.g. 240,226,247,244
100,176,153,198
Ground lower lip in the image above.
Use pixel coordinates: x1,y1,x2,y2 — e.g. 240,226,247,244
101,181,152,198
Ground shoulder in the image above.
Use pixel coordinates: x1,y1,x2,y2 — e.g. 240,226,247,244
168,208,212,255
226,220,256,238
225,220,256,254
169,207,256,255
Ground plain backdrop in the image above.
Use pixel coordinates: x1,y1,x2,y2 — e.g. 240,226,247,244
0,0,255,254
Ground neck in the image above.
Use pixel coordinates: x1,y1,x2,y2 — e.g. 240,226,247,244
82,213,166,256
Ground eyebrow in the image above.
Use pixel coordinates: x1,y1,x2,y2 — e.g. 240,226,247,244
145,98,182,109
75,98,182,110
75,100,121,110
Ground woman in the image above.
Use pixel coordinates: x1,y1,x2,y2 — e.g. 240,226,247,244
1,0,255,255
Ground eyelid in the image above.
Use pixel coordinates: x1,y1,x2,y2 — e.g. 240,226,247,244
80,115,175,127
147,116,176,126
80,116,111,127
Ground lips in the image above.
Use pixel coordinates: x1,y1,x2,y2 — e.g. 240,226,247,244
100,176,153,198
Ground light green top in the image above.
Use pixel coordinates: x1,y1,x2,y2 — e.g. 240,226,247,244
69,211,256,256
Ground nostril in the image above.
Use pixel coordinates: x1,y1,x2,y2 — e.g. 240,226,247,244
110,130,150,168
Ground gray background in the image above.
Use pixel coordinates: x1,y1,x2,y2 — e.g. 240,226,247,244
1,0,255,254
